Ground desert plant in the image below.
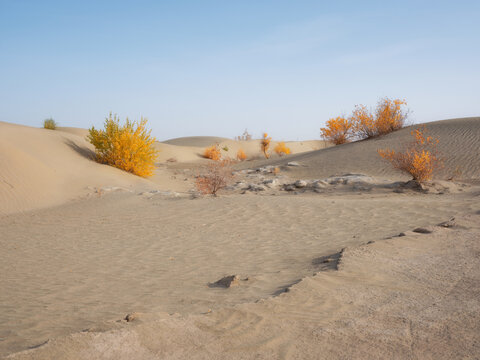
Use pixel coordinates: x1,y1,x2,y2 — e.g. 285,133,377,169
204,144,221,160
235,129,252,141
87,113,158,177
378,126,441,183
374,98,408,135
261,133,271,158
236,148,247,161
274,141,291,156
195,160,233,196
43,118,57,130
222,146,229,152
320,116,353,145
352,98,408,139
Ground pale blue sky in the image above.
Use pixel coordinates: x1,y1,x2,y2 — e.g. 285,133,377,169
1,0,479,140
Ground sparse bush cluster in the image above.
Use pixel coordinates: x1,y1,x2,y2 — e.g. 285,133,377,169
43,118,57,130
87,113,158,177
195,160,233,196
321,98,408,145
378,126,441,183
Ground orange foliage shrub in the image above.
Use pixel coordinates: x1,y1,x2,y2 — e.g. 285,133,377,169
352,98,408,139
261,133,271,158
236,148,247,161
87,113,158,177
274,141,291,156
375,98,407,135
204,144,221,161
351,105,376,139
195,160,233,196
378,126,441,183
320,116,353,145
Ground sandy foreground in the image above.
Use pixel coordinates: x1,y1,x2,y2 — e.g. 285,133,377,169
1,118,479,359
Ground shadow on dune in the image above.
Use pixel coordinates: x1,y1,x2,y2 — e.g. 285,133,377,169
64,139,95,160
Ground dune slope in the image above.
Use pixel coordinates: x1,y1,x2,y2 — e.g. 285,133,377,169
0,122,153,215
244,117,480,180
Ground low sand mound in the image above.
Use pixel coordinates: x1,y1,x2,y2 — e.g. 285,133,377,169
246,117,480,181
162,136,230,147
0,122,153,216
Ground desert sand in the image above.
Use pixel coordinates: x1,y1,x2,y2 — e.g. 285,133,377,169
1,117,479,359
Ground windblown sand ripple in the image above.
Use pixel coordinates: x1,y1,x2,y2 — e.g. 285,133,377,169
1,190,479,357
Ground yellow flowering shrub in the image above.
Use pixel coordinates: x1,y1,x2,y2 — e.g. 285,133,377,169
87,113,158,177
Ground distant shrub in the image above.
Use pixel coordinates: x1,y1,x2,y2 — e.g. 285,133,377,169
378,126,441,183
43,118,57,130
261,133,271,159
236,148,247,161
195,160,233,196
352,98,408,139
222,146,229,152
274,141,291,156
320,116,353,145
204,144,221,160
235,129,252,141
87,113,158,177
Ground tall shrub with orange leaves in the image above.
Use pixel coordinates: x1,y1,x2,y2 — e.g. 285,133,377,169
236,148,247,161
375,98,408,135
274,141,291,156
378,126,441,183
352,98,408,139
320,116,353,145
195,160,233,196
87,113,158,177
261,133,271,158
204,144,221,161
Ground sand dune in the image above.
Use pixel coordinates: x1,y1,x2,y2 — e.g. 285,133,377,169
55,127,89,138
157,137,327,164
0,122,154,216
240,117,480,181
162,136,230,147
1,117,480,359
